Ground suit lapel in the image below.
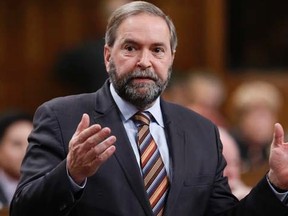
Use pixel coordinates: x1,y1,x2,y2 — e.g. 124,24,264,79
90,83,187,215
91,82,153,215
161,102,186,216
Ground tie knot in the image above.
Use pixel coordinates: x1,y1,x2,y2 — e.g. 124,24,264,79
133,112,151,126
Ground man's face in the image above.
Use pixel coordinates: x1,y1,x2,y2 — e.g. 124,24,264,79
0,121,32,179
104,13,175,109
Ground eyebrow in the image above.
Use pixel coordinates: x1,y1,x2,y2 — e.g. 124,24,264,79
122,39,138,45
122,38,167,48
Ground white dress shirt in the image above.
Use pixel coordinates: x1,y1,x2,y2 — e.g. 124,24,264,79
110,83,171,179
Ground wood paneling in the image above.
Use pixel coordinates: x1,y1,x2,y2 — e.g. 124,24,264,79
0,0,98,113
0,0,287,130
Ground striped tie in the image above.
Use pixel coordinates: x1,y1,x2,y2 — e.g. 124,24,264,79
133,112,169,216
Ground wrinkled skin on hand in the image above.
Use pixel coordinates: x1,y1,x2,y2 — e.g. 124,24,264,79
67,113,116,184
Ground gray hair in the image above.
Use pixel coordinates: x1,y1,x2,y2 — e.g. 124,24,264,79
105,1,177,53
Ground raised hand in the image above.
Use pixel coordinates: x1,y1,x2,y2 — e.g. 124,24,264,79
67,113,116,184
268,123,288,190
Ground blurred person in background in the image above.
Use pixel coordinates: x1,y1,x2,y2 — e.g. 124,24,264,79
185,71,229,128
184,71,251,199
219,127,251,200
0,111,33,209
229,80,283,185
162,73,188,106
54,0,132,94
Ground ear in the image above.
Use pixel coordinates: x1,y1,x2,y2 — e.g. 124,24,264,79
104,45,111,72
171,50,176,63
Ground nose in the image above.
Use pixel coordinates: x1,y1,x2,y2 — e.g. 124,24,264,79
136,49,152,69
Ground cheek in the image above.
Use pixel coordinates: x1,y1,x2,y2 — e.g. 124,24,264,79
154,59,172,79
3,146,25,163
157,68,170,83
114,58,136,74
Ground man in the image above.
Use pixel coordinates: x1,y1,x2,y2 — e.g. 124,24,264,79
10,1,288,216
0,111,32,208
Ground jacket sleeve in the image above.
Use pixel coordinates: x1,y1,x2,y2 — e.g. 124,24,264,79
10,102,82,216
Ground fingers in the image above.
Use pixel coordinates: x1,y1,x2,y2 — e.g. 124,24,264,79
92,139,116,164
67,114,117,183
269,123,288,190
72,114,105,150
76,124,103,148
83,132,116,162
272,123,284,147
74,114,90,137
71,115,116,154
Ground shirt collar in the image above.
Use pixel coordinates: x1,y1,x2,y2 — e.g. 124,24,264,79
110,83,164,127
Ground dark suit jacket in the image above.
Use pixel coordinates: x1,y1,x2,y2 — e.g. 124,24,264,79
10,81,288,216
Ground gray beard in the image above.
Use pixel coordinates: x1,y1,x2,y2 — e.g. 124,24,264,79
108,60,171,110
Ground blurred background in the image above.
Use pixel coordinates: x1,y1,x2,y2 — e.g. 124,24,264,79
1,0,288,194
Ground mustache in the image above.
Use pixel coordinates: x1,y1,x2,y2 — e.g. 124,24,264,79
126,69,159,82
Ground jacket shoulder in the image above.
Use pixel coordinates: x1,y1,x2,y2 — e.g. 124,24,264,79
162,100,215,125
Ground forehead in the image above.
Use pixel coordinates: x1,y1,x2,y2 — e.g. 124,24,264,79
116,13,170,46
4,121,32,134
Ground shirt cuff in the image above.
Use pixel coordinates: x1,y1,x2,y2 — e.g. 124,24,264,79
66,168,87,192
266,175,288,205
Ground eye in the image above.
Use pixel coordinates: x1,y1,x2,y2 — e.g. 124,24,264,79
124,45,136,52
153,47,165,58
154,47,163,53
122,44,138,56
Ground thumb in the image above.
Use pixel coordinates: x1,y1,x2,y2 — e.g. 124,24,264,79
74,113,90,137
272,123,284,148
